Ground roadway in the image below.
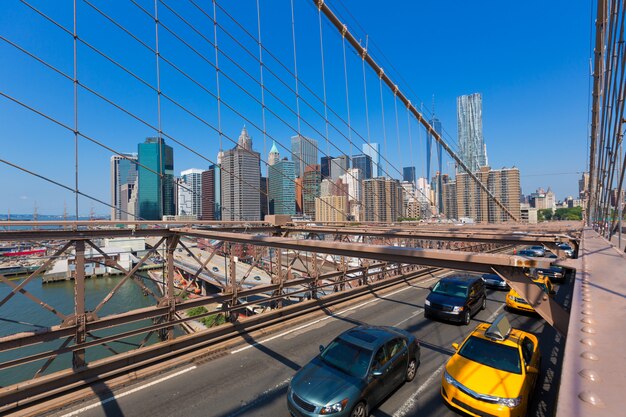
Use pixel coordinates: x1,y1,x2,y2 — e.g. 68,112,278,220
47,269,571,417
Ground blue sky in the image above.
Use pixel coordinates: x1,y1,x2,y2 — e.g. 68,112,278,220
0,0,592,215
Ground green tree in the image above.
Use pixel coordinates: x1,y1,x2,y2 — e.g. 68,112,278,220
553,206,582,220
186,306,208,317
538,209,553,222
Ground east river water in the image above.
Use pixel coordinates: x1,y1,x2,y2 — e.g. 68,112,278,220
0,274,175,387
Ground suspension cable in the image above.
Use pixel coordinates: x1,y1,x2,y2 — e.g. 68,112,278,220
290,0,302,136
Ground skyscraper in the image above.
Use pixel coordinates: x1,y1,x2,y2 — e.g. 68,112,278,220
178,168,203,218
201,165,219,220
137,137,174,220
402,167,416,184
456,166,520,223
341,168,363,221
221,127,261,221
352,154,373,179
330,155,349,181
291,135,318,178
268,141,280,166
315,196,348,222
320,156,333,179
457,93,488,173
362,143,382,177
442,176,457,219
363,177,403,222
110,153,138,220
260,176,268,219
268,158,296,215
302,164,321,217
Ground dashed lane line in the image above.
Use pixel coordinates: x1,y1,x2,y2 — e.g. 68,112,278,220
392,303,506,417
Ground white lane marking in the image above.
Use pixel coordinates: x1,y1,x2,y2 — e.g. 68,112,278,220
225,377,291,417
393,362,446,417
392,303,506,417
393,308,424,327
232,274,441,354
60,366,197,417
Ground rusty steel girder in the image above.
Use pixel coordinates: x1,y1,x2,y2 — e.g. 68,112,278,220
173,228,553,273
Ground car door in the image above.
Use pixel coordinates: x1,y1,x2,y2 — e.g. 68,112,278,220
467,283,478,313
520,337,539,402
385,338,409,389
369,345,390,405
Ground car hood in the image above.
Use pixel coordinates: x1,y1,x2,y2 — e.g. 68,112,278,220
427,292,465,306
446,355,524,398
291,357,361,405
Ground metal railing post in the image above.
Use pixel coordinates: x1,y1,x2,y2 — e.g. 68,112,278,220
277,247,284,308
73,240,86,369
229,244,238,321
165,234,178,341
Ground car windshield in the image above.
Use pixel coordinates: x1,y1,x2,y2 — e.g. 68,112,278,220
320,338,372,378
458,336,521,374
432,281,468,298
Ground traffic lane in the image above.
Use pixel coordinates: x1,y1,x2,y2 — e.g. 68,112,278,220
52,278,536,417
370,288,509,417
50,275,442,417
53,277,506,417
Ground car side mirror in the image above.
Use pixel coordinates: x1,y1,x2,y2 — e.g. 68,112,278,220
319,345,324,353
371,369,383,377
451,343,459,351
429,285,434,291
526,365,539,374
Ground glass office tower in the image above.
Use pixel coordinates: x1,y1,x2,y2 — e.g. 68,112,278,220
137,137,174,220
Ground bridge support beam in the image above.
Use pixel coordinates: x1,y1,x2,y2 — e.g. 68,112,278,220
492,266,570,336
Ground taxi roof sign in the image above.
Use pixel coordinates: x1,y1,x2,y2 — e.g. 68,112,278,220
485,313,512,341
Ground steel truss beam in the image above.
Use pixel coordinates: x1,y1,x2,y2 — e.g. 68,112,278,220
174,228,553,272
283,226,579,247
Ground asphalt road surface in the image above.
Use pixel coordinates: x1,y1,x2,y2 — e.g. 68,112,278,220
49,270,571,417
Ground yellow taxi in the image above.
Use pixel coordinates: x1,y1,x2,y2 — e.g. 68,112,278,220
505,275,555,313
441,314,541,417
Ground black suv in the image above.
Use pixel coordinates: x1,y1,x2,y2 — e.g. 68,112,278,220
424,276,486,325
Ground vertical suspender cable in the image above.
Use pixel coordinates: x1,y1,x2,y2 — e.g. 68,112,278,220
342,27,358,220
256,0,269,216
212,0,222,152
589,0,607,225
393,91,402,178
317,4,330,162
362,47,371,147
406,103,415,211
290,0,302,136
317,3,340,220
73,0,79,219
378,74,387,179
212,0,223,220
154,0,163,219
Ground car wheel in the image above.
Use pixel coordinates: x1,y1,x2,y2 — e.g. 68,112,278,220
350,402,367,417
463,310,471,325
481,296,487,310
406,358,417,382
